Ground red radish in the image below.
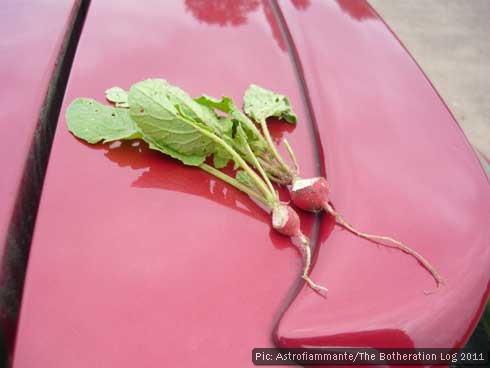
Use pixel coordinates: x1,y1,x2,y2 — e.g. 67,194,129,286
272,204,300,236
289,176,444,288
272,204,328,295
290,177,330,212
241,84,444,291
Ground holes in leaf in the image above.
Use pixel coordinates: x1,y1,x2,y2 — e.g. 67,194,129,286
111,113,116,117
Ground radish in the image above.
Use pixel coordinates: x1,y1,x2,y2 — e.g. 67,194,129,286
272,204,300,237
272,204,328,294
290,177,330,212
290,176,444,287
242,84,444,288
67,79,443,296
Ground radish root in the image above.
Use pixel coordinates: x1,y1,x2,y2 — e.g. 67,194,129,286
298,233,328,296
323,202,444,287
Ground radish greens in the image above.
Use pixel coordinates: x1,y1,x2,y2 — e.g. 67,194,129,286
66,78,443,294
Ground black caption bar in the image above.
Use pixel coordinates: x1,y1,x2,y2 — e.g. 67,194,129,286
252,348,488,365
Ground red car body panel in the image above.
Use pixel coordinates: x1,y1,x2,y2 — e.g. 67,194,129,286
274,0,490,351
0,0,80,347
12,0,490,367
13,1,314,367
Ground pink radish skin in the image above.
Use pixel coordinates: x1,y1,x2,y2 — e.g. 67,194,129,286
272,204,328,295
290,177,330,211
272,204,300,237
289,176,444,289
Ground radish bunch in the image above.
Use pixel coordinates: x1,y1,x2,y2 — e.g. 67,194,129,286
66,79,442,296
67,79,327,294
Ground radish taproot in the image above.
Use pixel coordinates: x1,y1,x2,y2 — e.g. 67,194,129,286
272,204,327,294
291,177,444,287
242,84,444,288
66,78,327,295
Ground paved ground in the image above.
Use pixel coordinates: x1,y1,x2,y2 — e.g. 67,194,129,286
369,0,490,158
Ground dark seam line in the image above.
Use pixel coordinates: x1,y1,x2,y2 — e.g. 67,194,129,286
268,0,326,340
270,0,325,177
268,2,324,249
0,0,91,361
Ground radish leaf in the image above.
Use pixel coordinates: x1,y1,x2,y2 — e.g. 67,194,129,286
236,170,255,188
66,98,141,144
128,79,218,166
213,154,229,169
195,94,267,152
148,80,224,135
244,84,297,124
105,87,129,108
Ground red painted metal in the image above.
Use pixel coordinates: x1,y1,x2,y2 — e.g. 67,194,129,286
12,1,316,367
0,0,79,347
12,0,490,367
274,0,490,354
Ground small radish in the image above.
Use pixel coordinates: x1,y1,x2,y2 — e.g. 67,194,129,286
290,176,444,287
290,177,330,212
241,84,444,290
272,204,300,236
272,204,328,295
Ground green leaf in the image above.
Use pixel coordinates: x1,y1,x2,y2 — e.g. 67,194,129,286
210,117,235,169
236,170,255,188
158,83,223,134
105,87,129,108
195,94,234,114
233,125,251,156
213,154,229,169
146,140,205,166
195,94,267,152
128,79,217,166
243,84,297,124
66,98,141,144
217,115,234,138
196,94,254,136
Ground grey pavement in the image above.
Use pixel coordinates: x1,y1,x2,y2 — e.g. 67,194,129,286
369,0,490,158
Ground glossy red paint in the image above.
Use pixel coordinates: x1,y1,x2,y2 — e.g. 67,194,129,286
274,0,490,353
13,1,317,367
12,0,490,367
0,0,79,346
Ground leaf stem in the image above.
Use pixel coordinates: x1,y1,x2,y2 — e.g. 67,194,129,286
199,164,269,206
194,124,277,206
258,118,293,178
257,158,291,185
241,137,277,196
232,109,269,148
283,138,299,174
